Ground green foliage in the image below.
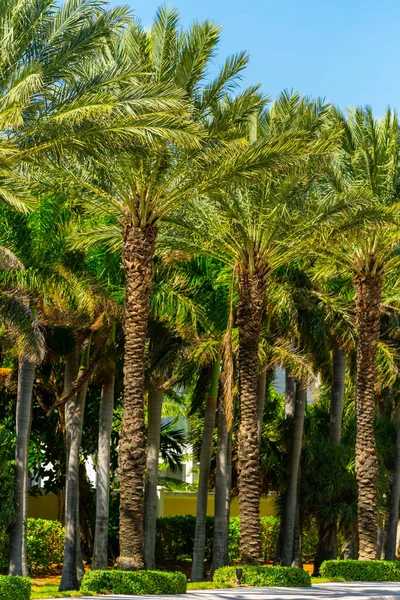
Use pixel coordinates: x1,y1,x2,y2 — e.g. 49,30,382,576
80,570,187,595
213,565,311,587
229,516,280,562
320,560,400,581
0,519,64,574
26,519,64,573
156,515,317,564
0,576,30,600
155,515,214,563
0,426,14,530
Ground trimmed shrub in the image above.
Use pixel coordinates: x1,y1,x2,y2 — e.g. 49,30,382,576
320,559,400,581
0,576,31,600
155,515,214,563
26,518,64,572
81,570,187,595
0,518,64,574
213,565,311,587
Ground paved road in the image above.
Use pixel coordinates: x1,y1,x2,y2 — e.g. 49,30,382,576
52,582,400,600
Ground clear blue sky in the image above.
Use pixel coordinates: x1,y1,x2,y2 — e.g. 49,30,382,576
109,0,400,115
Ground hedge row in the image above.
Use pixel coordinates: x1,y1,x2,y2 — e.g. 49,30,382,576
0,576,30,600
81,570,187,595
213,565,311,587
320,560,400,581
156,515,318,564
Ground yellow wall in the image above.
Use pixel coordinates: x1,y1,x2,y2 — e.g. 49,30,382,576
28,494,63,523
28,490,275,522
161,491,275,518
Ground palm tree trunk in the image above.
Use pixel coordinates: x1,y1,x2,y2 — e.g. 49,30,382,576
60,340,91,592
292,491,302,568
191,359,220,582
329,346,346,444
210,392,231,575
144,383,164,569
354,271,382,560
281,381,307,566
257,368,267,446
59,377,89,591
237,266,267,565
118,221,156,571
8,356,35,577
385,417,400,560
92,370,115,570
285,370,296,418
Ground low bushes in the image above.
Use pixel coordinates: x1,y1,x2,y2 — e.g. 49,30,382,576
0,575,31,600
213,565,311,587
0,518,64,574
80,569,187,595
320,560,400,581
155,515,317,564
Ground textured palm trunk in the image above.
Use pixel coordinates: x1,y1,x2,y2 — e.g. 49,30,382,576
144,384,164,569
191,359,220,582
329,346,346,444
118,220,156,570
257,368,267,446
210,392,231,575
237,264,267,565
384,418,400,560
92,370,115,570
59,377,89,591
354,271,382,560
285,370,296,418
281,381,306,566
9,356,35,577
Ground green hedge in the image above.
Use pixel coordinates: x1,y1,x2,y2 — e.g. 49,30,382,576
213,565,311,587
0,518,64,574
320,560,400,581
155,515,317,564
0,576,31,600
80,570,187,595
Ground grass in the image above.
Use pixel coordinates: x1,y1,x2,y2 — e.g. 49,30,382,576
31,582,96,599
187,582,234,590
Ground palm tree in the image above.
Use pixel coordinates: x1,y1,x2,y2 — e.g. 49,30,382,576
162,92,335,563
62,11,313,569
313,107,400,559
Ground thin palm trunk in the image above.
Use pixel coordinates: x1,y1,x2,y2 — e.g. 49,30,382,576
118,221,156,571
191,359,220,582
237,266,267,565
60,341,91,592
92,369,115,570
257,368,267,446
281,381,306,566
8,356,35,577
144,383,164,569
384,417,400,560
329,346,346,444
210,392,231,575
285,370,296,418
354,271,382,560
292,488,302,568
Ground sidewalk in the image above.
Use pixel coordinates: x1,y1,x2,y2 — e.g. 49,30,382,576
58,582,400,600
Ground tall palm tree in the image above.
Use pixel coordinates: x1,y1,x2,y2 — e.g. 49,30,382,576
313,107,400,559
61,11,315,568
162,92,336,563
